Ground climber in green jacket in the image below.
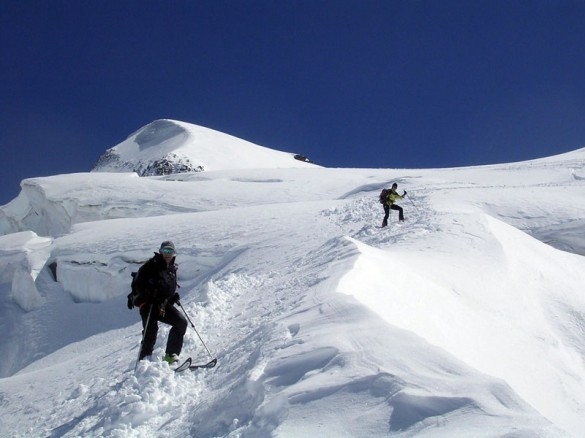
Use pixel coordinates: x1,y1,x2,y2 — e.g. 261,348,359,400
382,183,406,227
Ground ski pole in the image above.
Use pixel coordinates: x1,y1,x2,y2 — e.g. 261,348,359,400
134,303,154,372
405,193,416,208
178,302,216,361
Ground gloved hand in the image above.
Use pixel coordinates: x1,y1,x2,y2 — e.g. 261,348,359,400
127,293,134,310
403,191,407,196
171,292,181,305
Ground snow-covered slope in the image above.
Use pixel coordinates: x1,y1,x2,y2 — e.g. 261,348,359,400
92,119,316,175
1,131,585,436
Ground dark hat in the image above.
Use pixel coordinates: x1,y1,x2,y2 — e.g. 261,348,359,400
160,241,176,252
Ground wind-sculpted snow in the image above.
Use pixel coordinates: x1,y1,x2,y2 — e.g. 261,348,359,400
0,168,348,236
1,146,585,436
0,231,51,318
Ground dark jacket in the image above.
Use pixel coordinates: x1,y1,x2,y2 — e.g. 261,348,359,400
132,252,177,309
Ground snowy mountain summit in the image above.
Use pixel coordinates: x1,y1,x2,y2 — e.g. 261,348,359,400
92,119,316,176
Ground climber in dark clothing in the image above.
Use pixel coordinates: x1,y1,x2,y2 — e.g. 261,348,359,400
130,240,187,364
382,183,406,227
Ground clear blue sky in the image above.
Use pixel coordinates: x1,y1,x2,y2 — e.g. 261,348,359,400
2,0,585,205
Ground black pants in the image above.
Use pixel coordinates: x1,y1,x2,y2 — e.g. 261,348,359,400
382,204,404,226
139,303,187,359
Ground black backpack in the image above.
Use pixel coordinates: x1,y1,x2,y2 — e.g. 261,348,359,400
379,189,390,204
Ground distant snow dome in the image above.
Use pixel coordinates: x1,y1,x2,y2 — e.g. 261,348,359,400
92,119,317,176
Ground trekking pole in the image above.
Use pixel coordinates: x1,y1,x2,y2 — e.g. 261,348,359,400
178,302,216,363
405,193,416,208
134,303,153,372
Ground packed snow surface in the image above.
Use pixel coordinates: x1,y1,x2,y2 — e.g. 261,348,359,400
1,132,585,437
